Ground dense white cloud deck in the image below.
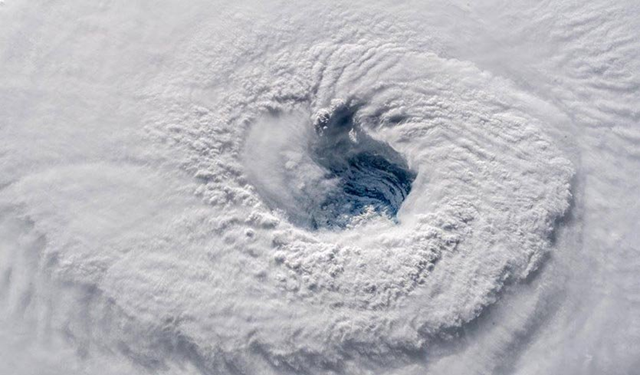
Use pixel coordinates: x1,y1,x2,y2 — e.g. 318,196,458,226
1,1,639,374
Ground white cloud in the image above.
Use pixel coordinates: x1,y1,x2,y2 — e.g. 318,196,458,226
0,1,638,374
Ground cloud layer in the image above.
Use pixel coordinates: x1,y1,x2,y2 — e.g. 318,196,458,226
0,1,639,374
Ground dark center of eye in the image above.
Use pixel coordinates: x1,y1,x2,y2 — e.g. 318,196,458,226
309,103,415,229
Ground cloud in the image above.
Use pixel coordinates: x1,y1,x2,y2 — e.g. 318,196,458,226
0,1,638,374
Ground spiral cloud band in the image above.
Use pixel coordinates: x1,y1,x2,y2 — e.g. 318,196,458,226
1,1,639,374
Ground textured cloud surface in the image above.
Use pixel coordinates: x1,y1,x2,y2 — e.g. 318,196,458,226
1,1,639,374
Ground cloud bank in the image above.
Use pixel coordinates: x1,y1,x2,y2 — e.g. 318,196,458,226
0,1,639,374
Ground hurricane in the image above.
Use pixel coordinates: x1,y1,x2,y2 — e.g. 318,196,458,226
1,1,639,375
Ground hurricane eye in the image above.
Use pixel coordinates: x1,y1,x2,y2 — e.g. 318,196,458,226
243,101,415,230
309,103,415,229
